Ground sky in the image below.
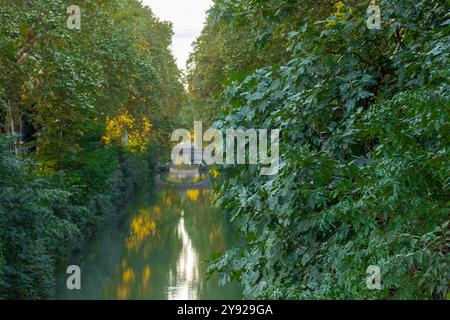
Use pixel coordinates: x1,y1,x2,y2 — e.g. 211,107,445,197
142,0,213,72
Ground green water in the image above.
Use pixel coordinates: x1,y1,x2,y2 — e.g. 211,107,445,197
56,185,242,300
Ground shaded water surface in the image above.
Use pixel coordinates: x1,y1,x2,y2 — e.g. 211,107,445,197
57,186,242,300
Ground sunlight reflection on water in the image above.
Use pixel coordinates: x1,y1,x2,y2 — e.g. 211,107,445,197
168,210,200,300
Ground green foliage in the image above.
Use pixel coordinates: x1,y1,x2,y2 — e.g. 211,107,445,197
186,6,295,126
0,135,80,298
205,0,450,299
0,0,183,162
0,0,182,299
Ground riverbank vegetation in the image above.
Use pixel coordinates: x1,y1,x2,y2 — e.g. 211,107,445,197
187,0,449,299
0,0,183,299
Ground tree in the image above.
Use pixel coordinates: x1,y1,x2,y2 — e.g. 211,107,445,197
202,0,449,299
0,0,184,299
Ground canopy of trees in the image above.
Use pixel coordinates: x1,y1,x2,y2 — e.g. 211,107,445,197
0,0,183,299
186,0,450,299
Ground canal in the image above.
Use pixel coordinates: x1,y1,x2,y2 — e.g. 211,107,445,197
56,178,242,300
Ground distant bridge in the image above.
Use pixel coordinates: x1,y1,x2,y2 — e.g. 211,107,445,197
156,144,210,187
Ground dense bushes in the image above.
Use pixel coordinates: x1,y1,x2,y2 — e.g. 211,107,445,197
193,0,450,299
0,135,79,299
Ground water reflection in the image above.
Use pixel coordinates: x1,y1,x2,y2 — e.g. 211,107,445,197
126,208,157,252
57,186,242,300
168,210,199,300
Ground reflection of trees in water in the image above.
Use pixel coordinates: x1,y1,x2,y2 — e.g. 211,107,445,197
102,188,238,299
104,190,184,299
182,189,237,298
184,189,228,254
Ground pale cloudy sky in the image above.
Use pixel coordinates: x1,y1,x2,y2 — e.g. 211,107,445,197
142,0,213,72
